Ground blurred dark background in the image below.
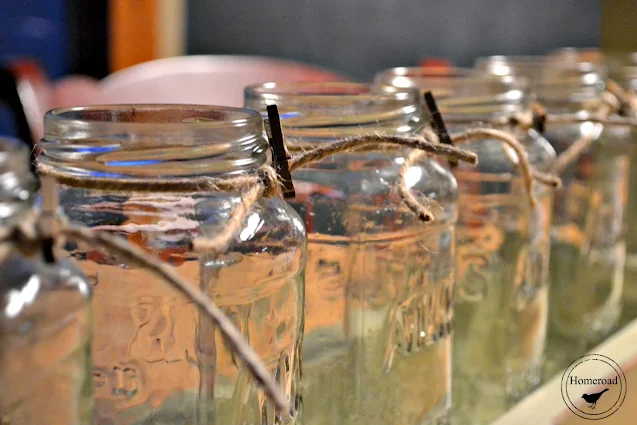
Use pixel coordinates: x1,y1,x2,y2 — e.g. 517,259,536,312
1,0,108,79
2,0,636,142
0,0,603,81
188,0,601,80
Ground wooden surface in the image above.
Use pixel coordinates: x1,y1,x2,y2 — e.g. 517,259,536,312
492,319,637,425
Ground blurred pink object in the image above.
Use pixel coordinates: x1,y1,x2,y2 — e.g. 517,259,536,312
11,55,350,142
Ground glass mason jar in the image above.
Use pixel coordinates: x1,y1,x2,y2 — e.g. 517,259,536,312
245,83,458,425
0,136,93,425
606,52,637,327
607,52,637,92
476,56,631,377
375,68,555,425
39,105,307,425
549,48,606,67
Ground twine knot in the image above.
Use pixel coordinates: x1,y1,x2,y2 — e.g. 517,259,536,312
600,91,621,115
257,165,280,197
509,111,534,130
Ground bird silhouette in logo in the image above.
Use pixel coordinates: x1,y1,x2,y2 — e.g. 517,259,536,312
581,389,609,409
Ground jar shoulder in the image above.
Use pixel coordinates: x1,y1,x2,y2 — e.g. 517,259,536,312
0,253,92,329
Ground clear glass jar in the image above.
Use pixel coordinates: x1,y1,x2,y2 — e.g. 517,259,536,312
476,56,631,378
605,53,637,327
0,136,93,425
376,69,556,425
608,52,637,92
245,83,458,425
39,105,307,425
549,48,606,68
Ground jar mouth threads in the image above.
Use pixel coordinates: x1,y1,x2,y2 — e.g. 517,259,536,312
245,81,418,103
373,66,471,88
46,104,263,128
244,82,422,140
375,68,530,119
474,55,550,76
549,47,606,66
40,104,268,181
474,55,606,109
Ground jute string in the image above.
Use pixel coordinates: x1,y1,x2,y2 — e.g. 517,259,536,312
607,79,637,114
501,86,637,175
39,134,478,254
2,82,628,423
283,128,561,215
450,127,561,208
0,176,295,414
550,91,619,174
24,132,478,415
26,91,633,412
396,85,637,212
27,128,550,410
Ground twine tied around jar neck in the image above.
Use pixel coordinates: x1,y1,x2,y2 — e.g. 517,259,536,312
398,127,562,212
485,82,637,176
37,131,478,254
27,111,479,416
607,79,637,115
549,91,618,174
23,100,565,415
423,91,561,209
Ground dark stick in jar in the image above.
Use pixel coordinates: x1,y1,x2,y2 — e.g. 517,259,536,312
423,91,457,168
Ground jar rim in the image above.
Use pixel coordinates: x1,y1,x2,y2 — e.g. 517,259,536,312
374,66,471,79
375,69,529,119
45,104,263,131
476,55,548,64
474,55,604,78
474,55,606,106
244,82,419,104
374,68,527,91
40,104,268,182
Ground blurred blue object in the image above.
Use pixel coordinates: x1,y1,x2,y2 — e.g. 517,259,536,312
0,0,67,140
0,107,18,137
0,0,68,79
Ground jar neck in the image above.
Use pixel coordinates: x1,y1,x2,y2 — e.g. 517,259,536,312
244,82,422,141
375,69,530,123
533,68,605,113
549,47,605,66
39,105,268,184
474,56,606,113
607,52,637,92
0,137,37,227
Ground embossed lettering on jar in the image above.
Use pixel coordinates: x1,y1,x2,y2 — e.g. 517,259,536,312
376,69,556,425
39,105,307,425
245,82,458,425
